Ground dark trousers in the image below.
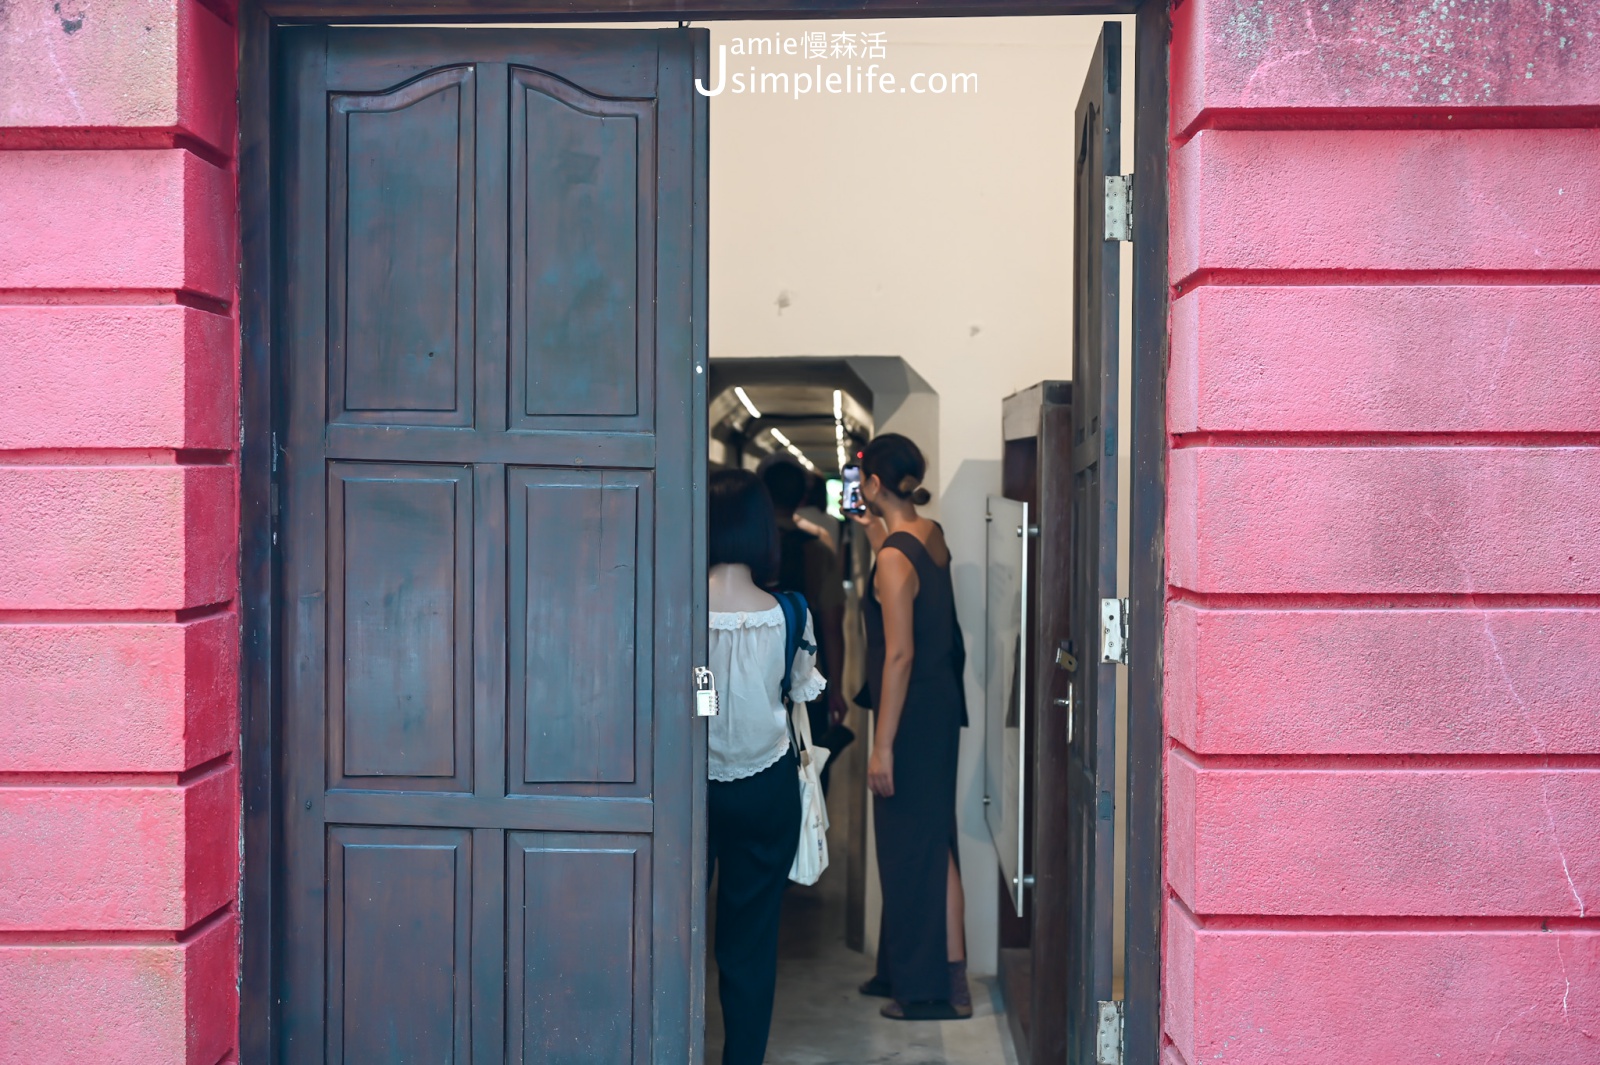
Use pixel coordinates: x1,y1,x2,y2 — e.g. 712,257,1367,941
709,752,801,1065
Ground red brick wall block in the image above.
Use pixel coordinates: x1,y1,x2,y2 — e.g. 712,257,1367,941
1171,129,1600,283
0,150,233,299
0,915,237,1065
0,306,235,450
1171,0,1600,138
0,766,236,930
1168,752,1600,917
0,465,235,610
1168,446,1600,595
0,613,236,773
1166,603,1600,755
0,0,236,155
1165,902,1600,1065
1170,286,1600,434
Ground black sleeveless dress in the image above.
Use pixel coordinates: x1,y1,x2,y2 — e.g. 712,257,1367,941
862,528,968,1004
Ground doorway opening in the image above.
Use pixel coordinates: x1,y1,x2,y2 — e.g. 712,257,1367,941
703,16,1136,1061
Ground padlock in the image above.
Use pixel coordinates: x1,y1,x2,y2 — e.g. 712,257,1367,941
693,666,719,717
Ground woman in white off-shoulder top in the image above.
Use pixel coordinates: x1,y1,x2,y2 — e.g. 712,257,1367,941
707,468,826,1065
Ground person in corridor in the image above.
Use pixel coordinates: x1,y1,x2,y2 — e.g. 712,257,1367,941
761,459,851,786
853,434,973,1021
707,469,826,1064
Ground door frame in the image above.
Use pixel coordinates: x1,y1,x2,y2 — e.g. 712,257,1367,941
236,2,1168,1062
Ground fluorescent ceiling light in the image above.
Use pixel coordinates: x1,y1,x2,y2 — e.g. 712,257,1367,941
769,427,817,472
832,389,848,471
734,386,762,419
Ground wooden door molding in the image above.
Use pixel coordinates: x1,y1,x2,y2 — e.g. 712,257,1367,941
237,5,1168,1063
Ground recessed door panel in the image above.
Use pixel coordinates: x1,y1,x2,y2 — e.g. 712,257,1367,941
327,827,472,1065
329,463,472,792
506,834,648,1065
510,68,654,428
330,67,475,425
508,469,649,789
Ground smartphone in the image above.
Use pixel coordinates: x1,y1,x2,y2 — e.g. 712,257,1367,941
841,464,866,516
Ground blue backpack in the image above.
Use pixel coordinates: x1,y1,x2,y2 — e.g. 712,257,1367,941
772,590,814,707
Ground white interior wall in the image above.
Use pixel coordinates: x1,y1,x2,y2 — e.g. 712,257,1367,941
708,14,1134,976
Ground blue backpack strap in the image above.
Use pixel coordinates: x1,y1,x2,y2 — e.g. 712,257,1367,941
772,590,813,704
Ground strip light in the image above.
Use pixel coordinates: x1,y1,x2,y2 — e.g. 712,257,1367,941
733,386,762,419
769,427,817,472
832,389,848,472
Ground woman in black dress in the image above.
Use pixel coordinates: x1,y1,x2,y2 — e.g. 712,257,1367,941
851,434,971,1021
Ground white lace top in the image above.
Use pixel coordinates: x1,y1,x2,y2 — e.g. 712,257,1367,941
708,604,827,782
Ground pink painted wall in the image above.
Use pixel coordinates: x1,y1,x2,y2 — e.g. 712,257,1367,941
0,0,240,1061
1165,2,1600,1063
3,0,1597,1061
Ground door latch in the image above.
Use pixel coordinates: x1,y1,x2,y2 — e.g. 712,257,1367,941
1100,598,1129,665
1055,683,1074,744
693,667,719,717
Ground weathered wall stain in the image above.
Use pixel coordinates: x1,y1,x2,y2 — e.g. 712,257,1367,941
1234,0,1590,100
53,2,82,34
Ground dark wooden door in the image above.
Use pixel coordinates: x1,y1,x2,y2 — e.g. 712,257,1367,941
1066,21,1121,1065
276,27,707,1064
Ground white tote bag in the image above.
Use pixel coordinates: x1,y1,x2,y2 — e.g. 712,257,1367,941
788,702,831,886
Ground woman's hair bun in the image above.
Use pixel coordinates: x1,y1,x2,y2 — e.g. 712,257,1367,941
897,476,932,505
863,434,931,506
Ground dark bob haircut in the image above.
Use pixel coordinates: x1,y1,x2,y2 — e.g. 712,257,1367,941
760,459,809,513
709,467,779,585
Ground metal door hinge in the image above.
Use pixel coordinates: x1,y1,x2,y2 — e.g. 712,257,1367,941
1096,1000,1125,1065
1104,174,1133,242
1100,597,1129,665
693,667,719,717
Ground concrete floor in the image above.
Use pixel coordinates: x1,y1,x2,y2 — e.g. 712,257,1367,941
706,863,1020,1065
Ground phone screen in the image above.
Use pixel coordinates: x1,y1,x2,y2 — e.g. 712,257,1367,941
841,464,865,515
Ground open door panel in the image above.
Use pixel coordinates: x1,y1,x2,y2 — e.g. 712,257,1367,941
1066,20,1122,1065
